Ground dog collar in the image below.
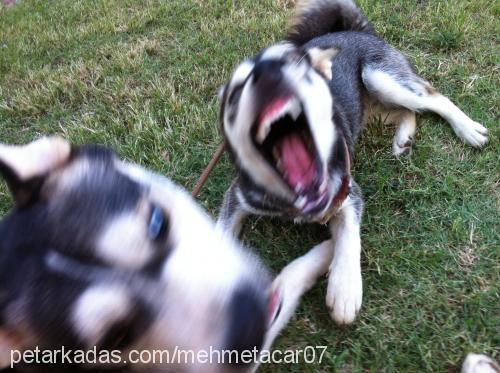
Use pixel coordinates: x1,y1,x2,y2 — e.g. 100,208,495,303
315,175,351,224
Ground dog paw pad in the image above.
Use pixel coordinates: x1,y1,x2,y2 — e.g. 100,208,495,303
393,139,414,156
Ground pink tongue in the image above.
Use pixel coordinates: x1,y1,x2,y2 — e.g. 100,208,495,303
275,133,316,191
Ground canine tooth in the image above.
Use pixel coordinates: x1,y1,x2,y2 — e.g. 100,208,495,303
256,97,302,143
295,183,303,193
280,98,301,121
319,180,328,193
290,98,302,120
294,196,307,209
256,122,272,143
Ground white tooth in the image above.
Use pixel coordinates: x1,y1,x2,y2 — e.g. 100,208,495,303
290,98,302,120
256,121,272,143
295,182,303,193
319,179,328,193
294,196,307,209
256,97,302,144
276,159,283,171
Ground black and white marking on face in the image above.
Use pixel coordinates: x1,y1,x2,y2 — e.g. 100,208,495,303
221,43,338,214
0,138,272,371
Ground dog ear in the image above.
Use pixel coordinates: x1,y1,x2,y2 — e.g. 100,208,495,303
0,137,71,206
307,47,339,81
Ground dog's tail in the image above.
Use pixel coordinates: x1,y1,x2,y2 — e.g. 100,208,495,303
287,0,375,45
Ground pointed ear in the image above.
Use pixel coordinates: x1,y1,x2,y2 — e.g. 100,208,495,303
0,137,71,206
307,47,339,81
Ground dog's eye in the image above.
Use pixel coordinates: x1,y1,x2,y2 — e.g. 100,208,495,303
228,83,244,105
148,205,168,241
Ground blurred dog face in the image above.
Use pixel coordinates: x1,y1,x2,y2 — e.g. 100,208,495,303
0,137,272,372
220,43,339,214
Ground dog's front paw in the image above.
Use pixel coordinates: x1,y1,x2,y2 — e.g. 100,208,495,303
326,264,362,325
454,120,488,148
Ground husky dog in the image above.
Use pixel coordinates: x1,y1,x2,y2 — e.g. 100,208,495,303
217,0,488,326
0,137,287,372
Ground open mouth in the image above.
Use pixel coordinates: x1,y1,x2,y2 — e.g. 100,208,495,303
252,96,328,213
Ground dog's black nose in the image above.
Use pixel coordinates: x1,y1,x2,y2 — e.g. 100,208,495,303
252,60,283,86
224,283,267,363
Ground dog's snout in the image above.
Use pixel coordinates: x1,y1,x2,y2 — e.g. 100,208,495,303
252,60,283,86
224,283,267,362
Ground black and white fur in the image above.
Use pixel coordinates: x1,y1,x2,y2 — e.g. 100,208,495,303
0,137,279,372
217,0,488,328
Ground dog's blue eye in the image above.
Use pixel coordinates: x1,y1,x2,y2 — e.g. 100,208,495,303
149,205,167,241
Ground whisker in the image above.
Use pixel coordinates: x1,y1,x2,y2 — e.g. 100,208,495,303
294,53,308,67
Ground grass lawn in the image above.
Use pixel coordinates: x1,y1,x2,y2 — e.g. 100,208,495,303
0,0,498,371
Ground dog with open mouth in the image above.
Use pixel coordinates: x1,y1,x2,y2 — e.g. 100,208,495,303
0,137,311,372
217,0,488,326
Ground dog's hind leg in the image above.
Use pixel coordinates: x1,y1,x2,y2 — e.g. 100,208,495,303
366,104,417,155
362,67,488,148
392,110,417,155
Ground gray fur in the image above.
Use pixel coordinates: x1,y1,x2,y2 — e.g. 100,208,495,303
305,31,431,141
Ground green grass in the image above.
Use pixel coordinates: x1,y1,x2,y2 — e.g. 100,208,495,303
1,0,498,371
